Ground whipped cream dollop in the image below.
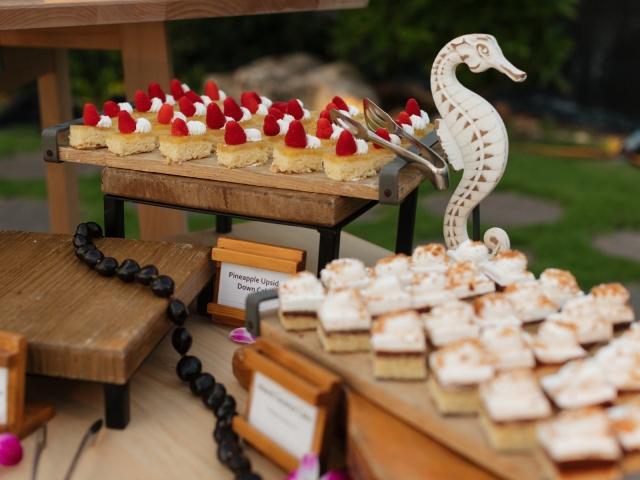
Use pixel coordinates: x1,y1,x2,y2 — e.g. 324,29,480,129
473,293,521,328
239,107,252,122
446,261,496,299
389,134,401,146
481,250,534,287
318,287,371,332
408,272,455,311
374,254,410,278
134,118,151,133
533,321,587,365
420,110,430,123
429,339,494,387
256,104,269,115
301,108,311,120
193,102,206,116
187,120,206,136
591,283,634,324
480,369,551,422
200,95,212,106
447,240,490,264
371,310,425,353
320,258,368,290
305,135,321,149
218,90,227,101
149,97,164,113
480,325,534,370
537,407,621,463
411,243,450,273
181,83,190,92
96,115,112,128
330,125,344,140
172,111,187,123
279,271,326,313
118,102,133,113
548,295,613,345
165,95,176,106
424,300,479,347
245,128,262,142
503,280,558,323
410,114,427,131
362,276,411,317
283,114,295,124
260,96,272,108
276,119,289,135
348,105,361,116
539,268,583,307
594,338,640,391
607,403,640,452
355,139,368,154
540,359,616,409
401,124,414,135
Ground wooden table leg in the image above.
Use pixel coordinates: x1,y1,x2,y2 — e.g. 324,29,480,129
104,382,130,430
120,22,186,240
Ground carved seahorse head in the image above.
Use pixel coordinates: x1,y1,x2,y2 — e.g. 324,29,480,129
449,34,527,83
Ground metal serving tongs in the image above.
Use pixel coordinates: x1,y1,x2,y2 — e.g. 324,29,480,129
329,108,449,190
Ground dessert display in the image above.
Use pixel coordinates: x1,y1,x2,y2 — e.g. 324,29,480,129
538,268,583,307
216,121,268,169
447,261,496,299
547,295,613,346
277,271,326,331
532,321,587,376
69,104,114,149
370,127,401,168
408,272,455,313
178,95,207,121
473,293,522,328
313,117,343,150
204,103,228,152
317,288,371,353
223,97,252,126
158,118,213,165
270,120,323,174
446,239,491,264
591,283,635,326
323,130,378,182
607,401,640,458
285,99,314,128
103,100,122,127
261,114,288,155
132,90,156,120
320,258,368,290
361,275,411,318
402,98,430,137
481,250,535,289
423,300,479,347
503,280,558,325
411,243,450,273
480,325,534,371
105,111,156,156
203,80,227,106
152,103,183,136
371,310,426,380
332,95,363,121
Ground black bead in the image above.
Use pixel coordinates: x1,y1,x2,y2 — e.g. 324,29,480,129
176,356,201,381
72,234,90,248
215,395,237,419
135,265,158,286
150,275,174,298
228,454,251,474
216,413,236,431
115,259,140,282
171,327,192,355
217,441,240,465
75,223,91,239
213,426,239,444
95,257,118,277
75,244,96,260
83,249,104,268
86,222,103,238
235,473,262,480
167,300,189,326
189,373,214,396
203,383,226,410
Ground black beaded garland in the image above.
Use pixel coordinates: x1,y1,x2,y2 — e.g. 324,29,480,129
176,355,202,382
95,257,118,277
150,275,175,298
115,259,140,282
171,327,193,355
217,441,240,465
189,373,215,396
86,221,103,238
235,473,262,480
167,300,189,326
203,383,226,411
83,249,104,268
214,426,239,444
216,413,236,431
135,265,158,286
75,223,91,239
228,454,251,475
215,395,237,419
72,234,90,248
75,244,96,260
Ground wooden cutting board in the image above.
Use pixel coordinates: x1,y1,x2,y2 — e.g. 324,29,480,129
0,231,214,384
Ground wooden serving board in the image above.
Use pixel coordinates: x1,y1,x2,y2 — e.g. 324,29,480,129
57,134,425,202
259,312,540,480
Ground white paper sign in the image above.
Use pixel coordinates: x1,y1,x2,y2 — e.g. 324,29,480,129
247,372,319,459
218,262,290,311
0,367,8,425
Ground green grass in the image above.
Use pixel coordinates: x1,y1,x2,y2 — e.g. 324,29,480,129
0,126,41,157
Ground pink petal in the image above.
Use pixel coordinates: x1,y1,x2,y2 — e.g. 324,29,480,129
287,453,320,480
320,471,350,480
0,433,22,466
229,328,257,344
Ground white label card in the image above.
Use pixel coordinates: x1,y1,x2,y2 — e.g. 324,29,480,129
218,262,289,311
0,367,8,425
247,372,318,460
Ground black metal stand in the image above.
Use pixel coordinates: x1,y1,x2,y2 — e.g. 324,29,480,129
216,215,232,233
395,188,419,255
472,205,481,241
104,382,130,429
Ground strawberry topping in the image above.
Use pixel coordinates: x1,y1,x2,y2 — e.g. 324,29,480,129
332,96,349,112
251,92,262,104
224,121,246,145
406,98,421,117
271,101,288,113
134,90,152,112
179,96,196,117
170,79,185,100
336,130,357,156
268,107,284,120
103,101,120,118
185,90,203,104
319,109,331,120
157,104,174,124
325,102,339,112
287,99,304,120
315,118,333,139
284,120,307,148
398,111,412,126
83,104,101,126
148,82,166,102
171,118,189,136
206,103,226,130
118,111,136,134
373,128,391,149
241,92,260,114
204,80,220,100
223,97,243,122
263,115,280,137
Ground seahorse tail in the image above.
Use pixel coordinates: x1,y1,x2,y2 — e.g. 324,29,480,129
484,227,510,256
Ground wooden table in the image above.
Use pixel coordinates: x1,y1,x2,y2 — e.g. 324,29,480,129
0,230,214,428
0,0,368,238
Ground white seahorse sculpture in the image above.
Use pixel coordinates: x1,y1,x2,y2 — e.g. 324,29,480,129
431,34,526,254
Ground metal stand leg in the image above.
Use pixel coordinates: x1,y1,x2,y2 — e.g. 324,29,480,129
104,196,125,238
196,277,214,315
472,205,481,241
104,382,130,429
216,215,232,233
395,188,419,255
317,228,341,276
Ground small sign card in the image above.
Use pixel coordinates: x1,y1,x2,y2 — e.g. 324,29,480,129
208,238,306,327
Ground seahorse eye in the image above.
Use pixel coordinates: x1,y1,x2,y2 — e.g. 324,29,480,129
476,44,489,57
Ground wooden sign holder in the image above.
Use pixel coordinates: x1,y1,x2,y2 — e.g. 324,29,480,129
207,238,306,327
0,330,54,439
232,337,342,473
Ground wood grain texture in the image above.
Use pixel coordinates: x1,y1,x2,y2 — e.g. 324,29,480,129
0,0,369,30
259,314,541,480
347,392,497,480
0,25,120,49
62,140,424,202
0,231,213,384
102,167,374,227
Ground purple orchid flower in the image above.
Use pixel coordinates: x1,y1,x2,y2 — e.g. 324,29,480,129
229,327,257,344
286,453,350,480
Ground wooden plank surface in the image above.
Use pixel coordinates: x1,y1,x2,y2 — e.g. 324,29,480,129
0,0,370,30
60,140,424,202
259,314,541,480
0,231,214,384
102,168,374,227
